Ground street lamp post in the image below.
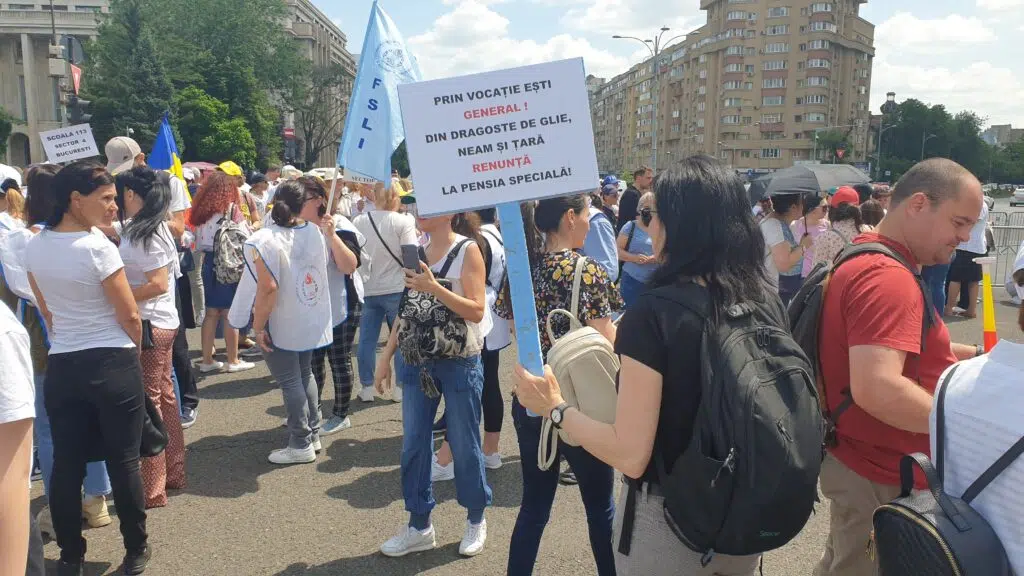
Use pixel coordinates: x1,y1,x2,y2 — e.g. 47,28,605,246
921,132,938,161
876,91,897,180
613,28,698,173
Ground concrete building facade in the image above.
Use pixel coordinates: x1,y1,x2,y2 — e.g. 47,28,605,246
0,1,108,166
591,0,875,176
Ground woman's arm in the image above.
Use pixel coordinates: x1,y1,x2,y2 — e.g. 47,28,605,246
102,269,143,347
0,418,31,576
514,355,662,478
616,228,641,264
250,253,279,337
407,243,487,324
27,273,53,331
320,217,358,274
131,266,169,303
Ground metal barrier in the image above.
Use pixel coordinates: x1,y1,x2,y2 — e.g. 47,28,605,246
988,212,1024,286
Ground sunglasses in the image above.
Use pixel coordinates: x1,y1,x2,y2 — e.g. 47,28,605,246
640,207,658,227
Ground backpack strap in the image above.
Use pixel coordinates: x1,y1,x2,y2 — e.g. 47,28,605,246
570,255,588,320
935,364,960,481
899,453,971,532
436,238,472,279
367,212,403,268
962,435,1024,503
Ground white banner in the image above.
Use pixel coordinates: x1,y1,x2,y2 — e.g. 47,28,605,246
398,58,599,215
40,124,99,164
342,168,378,185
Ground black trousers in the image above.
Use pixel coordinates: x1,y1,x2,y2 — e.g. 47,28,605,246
45,347,148,562
26,511,44,576
174,282,199,411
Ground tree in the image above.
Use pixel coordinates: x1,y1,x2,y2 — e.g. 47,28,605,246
391,140,409,177
814,129,853,164
293,65,350,168
199,118,257,169
0,108,16,159
173,87,229,161
83,0,174,152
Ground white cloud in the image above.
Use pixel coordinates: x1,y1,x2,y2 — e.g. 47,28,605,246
408,0,629,80
871,60,1024,125
875,12,996,53
559,0,704,41
976,0,1024,10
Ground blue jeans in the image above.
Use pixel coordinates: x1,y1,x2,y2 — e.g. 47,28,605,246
619,271,646,309
33,373,111,498
397,354,492,529
357,292,404,388
508,398,616,576
922,263,950,315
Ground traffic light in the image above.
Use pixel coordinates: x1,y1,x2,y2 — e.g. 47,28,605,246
67,94,91,124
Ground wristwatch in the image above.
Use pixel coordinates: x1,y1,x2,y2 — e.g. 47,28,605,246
549,403,570,429
975,344,984,358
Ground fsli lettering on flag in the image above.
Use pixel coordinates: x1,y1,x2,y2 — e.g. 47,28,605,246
337,0,421,185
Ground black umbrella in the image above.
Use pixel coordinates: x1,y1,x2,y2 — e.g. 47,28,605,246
748,164,870,205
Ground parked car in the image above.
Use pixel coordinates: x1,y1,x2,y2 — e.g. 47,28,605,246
1010,188,1024,207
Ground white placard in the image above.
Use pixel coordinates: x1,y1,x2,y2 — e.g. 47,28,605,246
398,58,599,216
343,168,378,185
40,124,100,164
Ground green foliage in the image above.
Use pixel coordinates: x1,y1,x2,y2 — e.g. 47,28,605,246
0,107,17,159
173,86,229,161
391,140,409,177
814,129,853,164
199,118,256,169
83,0,173,152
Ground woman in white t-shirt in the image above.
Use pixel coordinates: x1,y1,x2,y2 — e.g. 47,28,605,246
373,212,492,558
25,160,150,574
115,167,185,509
244,178,357,465
352,183,417,402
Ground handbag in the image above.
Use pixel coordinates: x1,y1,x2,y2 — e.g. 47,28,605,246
140,395,168,458
140,319,155,350
396,238,475,398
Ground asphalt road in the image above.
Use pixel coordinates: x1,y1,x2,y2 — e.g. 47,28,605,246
32,295,1024,576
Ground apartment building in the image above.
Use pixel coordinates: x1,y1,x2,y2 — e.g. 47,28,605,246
591,0,875,175
0,1,108,166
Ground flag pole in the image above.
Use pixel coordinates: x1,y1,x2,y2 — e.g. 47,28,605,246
327,166,341,214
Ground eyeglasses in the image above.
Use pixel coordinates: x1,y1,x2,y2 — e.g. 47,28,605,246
640,207,658,227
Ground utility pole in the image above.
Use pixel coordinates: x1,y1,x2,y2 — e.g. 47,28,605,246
613,28,699,173
921,132,938,161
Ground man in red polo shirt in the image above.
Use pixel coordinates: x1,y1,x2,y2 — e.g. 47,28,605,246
814,158,985,576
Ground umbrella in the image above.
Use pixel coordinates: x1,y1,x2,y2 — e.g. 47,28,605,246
182,161,218,172
749,164,870,205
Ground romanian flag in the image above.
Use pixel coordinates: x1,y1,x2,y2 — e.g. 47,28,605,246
149,112,189,201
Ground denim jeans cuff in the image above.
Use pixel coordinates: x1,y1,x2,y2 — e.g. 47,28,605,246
409,513,431,531
468,508,485,525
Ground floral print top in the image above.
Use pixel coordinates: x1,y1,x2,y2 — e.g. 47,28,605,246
812,219,870,270
495,249,620,358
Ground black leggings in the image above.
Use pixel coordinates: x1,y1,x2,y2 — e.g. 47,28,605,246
174,285,199,411
45,347,148,562
439,347,504,435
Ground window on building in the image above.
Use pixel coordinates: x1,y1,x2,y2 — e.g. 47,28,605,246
698,86,707,95
763,60,787,71
744,81,754,90
745,64,755,74
724,98,743,107
806,112,826,122
723,115,742,125
809,39,831,50
745,29,756,38
697,118,705,128
767,6,789,17
672,110,681,118
762,148,782,158
766,25,789,36
698,102,706,112
699,54,707,63
761,113,782,123
762,95,784,106
746,47,757,55
794,114,803,122
10,3,36,9
799,43,807,51
809,21,838,33
806,94,827,104
75,5,102,12
43,4,68,10
723,80,742,89
726,45,744,55
807,59,831,68
725,63,743,73
743,116,753,124
727,10,748,20
807,76,829,86
765,43,790,53
699,69,708,79
811,2,833,12
763,77,785,88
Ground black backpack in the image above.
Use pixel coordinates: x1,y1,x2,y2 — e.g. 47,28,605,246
625,283,823,563
788,242,934,448
872,365,1024,575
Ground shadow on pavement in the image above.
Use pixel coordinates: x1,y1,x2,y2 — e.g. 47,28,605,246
44,559,112,576
182,427,287,499
273,542,464,575
200,374,276,401
317,433,405,474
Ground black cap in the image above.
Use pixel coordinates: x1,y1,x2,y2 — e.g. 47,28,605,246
247,171,267,186
0,178,18,195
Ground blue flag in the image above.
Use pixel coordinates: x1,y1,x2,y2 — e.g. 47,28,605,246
149,113,188,199
337,0,421,184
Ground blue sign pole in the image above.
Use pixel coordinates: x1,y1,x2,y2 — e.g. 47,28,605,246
496,201,544,383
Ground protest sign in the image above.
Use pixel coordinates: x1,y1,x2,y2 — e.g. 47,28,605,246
40,124,99,164
398,58,599,216
398,58,599,382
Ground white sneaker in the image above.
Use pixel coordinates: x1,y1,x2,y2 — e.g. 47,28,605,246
313,438,322,453
321,416,352,436
484,452,502,470
380,524,437,557
459,519,487,557
391,386,402,403
267,445,316,465
358,386,375,403
431,454,455,482
226,361,255,373
198,361,224,373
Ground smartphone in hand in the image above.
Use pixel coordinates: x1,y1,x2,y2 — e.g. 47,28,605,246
401,244,421,272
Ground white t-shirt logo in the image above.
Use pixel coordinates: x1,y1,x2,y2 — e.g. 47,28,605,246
296,266,324,307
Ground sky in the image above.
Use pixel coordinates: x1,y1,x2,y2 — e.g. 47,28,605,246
318,0,1024,128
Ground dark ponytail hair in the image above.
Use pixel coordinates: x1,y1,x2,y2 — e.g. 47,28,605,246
523,194,587,268
829,202,863,230
270,180,305,227
49,160,115,228
116,166,171,249
452,211,491,272
24,163,61,226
